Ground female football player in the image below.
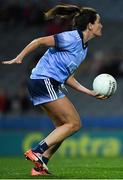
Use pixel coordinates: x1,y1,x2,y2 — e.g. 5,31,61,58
3,4,107,176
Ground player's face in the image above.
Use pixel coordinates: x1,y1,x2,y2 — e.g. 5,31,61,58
91,14,103,37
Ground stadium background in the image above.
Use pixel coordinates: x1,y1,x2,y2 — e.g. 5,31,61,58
0,0,123,159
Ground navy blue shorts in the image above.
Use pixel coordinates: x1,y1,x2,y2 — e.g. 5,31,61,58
27,78,65,106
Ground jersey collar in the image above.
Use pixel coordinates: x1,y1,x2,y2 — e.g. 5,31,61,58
77,29,88,49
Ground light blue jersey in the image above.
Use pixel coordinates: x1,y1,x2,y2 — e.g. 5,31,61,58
30,30,88,83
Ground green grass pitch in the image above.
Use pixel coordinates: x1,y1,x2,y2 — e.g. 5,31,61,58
0,156,123,179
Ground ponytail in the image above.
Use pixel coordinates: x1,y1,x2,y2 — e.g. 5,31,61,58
44,4,80,20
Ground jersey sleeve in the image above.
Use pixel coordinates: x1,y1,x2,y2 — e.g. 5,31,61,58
54,31,76,50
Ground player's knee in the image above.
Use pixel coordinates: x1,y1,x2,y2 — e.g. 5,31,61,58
73,121,82,132
68,119,81,133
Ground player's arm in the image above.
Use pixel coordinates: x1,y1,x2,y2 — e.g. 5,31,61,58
65,75,107,99
2,36,55,64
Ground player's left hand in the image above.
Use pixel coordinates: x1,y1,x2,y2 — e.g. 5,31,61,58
91,90,109,100
95,94,109,100
94,92,109,100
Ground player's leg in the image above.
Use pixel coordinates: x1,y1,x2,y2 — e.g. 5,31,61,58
25,96,81,163
26,96,81,159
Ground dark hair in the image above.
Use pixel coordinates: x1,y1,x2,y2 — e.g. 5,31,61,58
45,4,98,31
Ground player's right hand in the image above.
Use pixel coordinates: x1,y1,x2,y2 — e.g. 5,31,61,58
2,56,23,64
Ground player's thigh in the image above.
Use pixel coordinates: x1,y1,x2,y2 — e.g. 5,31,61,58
41,96,81,125
42,106,63,127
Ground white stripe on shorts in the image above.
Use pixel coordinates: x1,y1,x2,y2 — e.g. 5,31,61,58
44,78,58,100
47,78,58,99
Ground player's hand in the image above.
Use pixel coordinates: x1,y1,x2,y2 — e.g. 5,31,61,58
95,93,109,100
91,91,109,100
2,56,23,64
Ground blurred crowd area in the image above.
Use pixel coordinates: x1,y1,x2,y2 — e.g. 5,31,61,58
0,0,123,116
0,0,49,27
